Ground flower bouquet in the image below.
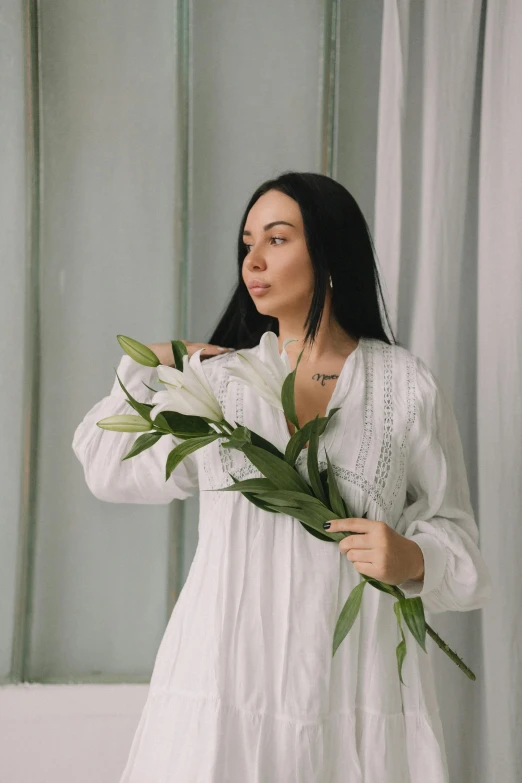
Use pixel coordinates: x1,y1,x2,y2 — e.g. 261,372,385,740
97,332,477,683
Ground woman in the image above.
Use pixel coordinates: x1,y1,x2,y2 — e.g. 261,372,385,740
73,171,492,782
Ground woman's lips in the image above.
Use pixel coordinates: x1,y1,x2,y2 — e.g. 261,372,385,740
250,285,271,296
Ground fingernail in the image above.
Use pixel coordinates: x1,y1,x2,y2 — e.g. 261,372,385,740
322,522,331,529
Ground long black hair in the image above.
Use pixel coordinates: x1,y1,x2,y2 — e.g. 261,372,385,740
205,171,401,350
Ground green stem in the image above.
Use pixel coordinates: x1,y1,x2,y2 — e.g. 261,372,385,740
424,621,476,680
213,421,230,436
220,418,236,434
379,581,476,680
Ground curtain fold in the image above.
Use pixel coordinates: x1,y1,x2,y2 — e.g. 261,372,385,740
478,2,522,781
373,1,521,780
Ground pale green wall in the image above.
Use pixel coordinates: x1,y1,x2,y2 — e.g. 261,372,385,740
1,0,383,683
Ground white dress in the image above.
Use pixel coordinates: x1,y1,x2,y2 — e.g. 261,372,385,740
72,336,492,783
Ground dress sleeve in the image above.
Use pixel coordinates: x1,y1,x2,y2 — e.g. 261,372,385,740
395,357,493,614
72,354,199,503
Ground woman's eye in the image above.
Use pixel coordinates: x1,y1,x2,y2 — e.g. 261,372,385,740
244,236,285,252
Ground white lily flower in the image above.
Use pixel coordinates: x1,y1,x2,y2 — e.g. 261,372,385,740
222,331,299,411
150,348,224,422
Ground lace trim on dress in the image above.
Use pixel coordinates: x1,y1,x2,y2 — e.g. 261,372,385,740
375,342,393,492
390,351,416,508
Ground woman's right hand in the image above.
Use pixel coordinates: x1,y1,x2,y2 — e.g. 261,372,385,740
146,341,234,367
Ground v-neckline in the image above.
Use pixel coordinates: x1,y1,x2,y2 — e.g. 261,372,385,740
278,337,363,455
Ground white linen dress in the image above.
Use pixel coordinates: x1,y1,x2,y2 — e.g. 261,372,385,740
72,335,492,783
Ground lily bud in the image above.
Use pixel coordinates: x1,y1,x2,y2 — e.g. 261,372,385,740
97,414,153,432
117,335,160,367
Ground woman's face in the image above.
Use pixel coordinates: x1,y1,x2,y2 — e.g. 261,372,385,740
241,189,316,318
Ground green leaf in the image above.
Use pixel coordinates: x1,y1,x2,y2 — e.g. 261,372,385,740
307,416,329,506
117,335,160,366
280,504,331,529
395,638,407,685
129,399,153,422
255,494,308,510
158,410,213,437
97,414,152,432
220,425,252,450
215,480,347,545
165,433,220,480
255,497,343,539
363,576,399,597
241,443,313,496
113,370,156,423
217,484,344,542
332,580,367,657
171,339,188,372
326,406,342,425
112,370,172,436
324,448,347,518
298,520,333,543
152,412,174,433
281,347,304,428
213,472,275,513
251,489,331,513
122,431,163,460
237,491,275,513
247,427,286,459
393,601,408,686
215,482,341,530
284,418,315,465
217,477,278,493
398,597,427,653
283,407,339,467
318,468,329,498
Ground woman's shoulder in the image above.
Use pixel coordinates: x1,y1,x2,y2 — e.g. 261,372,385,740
198,349,240,382
366,337,442,410
199,349,239,368
368,337,436,378
361,336,415,373
200,350,237,365
199,344,263,371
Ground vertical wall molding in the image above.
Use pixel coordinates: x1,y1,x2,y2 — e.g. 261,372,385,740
11,0,42,683
167,0,193,618
320,0,341,177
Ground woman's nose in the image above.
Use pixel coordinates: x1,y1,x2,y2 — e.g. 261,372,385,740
246,251,266,268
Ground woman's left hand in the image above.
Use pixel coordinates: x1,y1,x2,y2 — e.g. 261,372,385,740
325,517,425,585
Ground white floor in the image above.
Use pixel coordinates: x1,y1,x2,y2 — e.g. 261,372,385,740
0,683,148,783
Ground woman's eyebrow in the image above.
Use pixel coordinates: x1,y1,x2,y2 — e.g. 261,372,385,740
243,221,295,236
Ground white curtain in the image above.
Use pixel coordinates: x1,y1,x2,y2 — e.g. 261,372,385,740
373,1,522,780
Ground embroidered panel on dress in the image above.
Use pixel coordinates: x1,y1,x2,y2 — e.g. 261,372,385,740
201,353,254,489
333,339,417,515
201,357,231,490
389,352,416,508
374,342,393,493
222,370,257,482
355,338,374,477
